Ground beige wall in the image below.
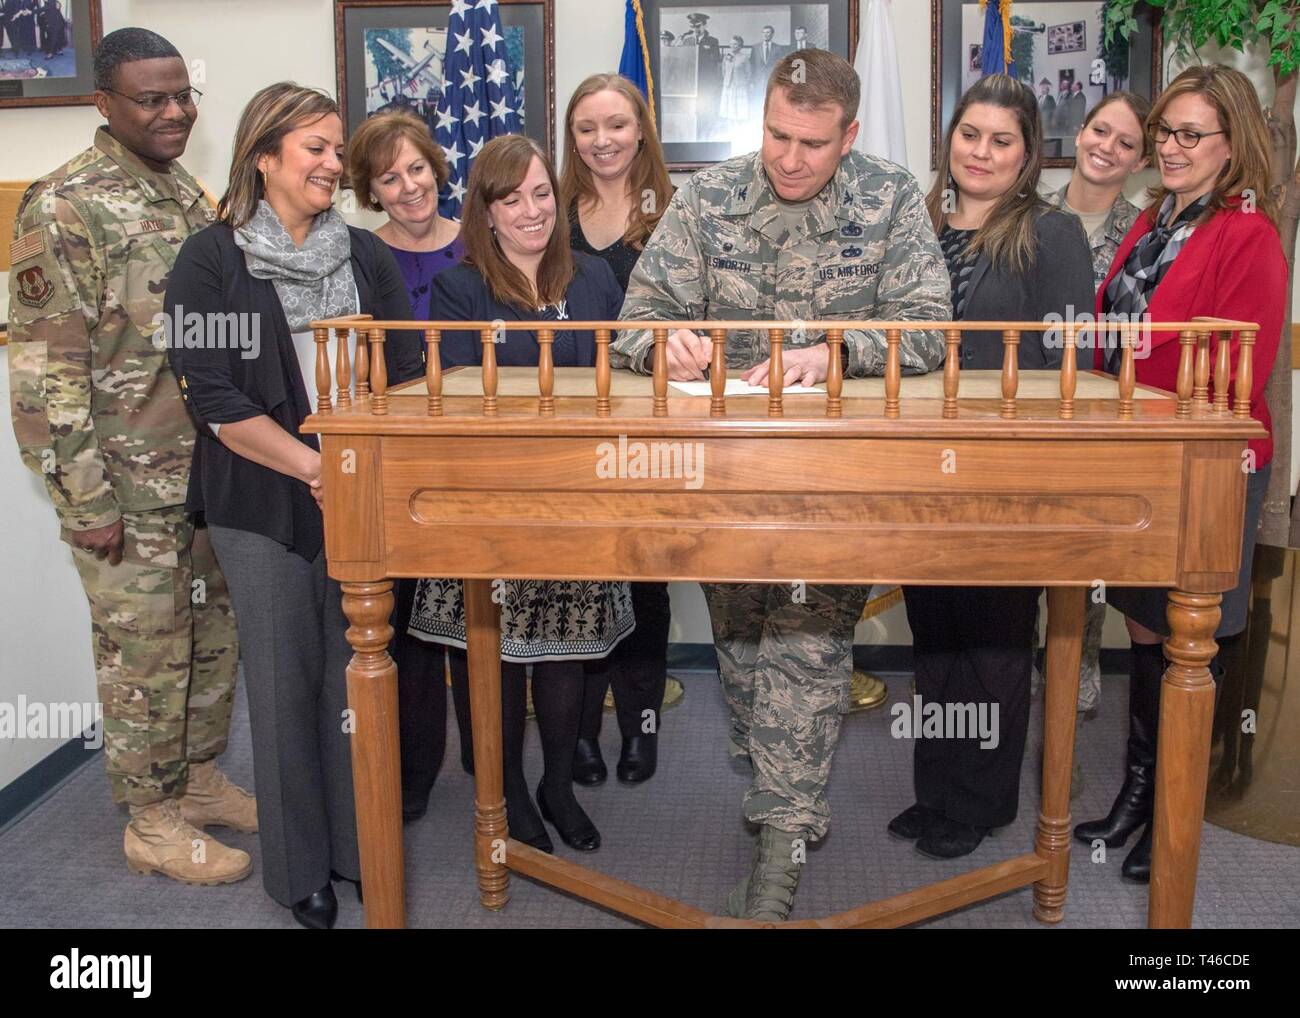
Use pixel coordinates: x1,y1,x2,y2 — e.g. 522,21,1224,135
0,1,1283,785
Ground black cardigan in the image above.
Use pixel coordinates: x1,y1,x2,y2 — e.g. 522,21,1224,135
954,207,1095,369
165,222,422,561
434,251,625,367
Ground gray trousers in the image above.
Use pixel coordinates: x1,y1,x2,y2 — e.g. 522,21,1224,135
208,525,360,906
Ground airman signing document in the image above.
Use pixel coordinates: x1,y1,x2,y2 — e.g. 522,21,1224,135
613,48,951,920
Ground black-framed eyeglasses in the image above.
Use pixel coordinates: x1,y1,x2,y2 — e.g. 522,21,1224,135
100,87,203,112
1151,122,1225,149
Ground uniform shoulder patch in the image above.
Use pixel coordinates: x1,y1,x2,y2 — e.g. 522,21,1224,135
9,229,46,266
14,264,55,308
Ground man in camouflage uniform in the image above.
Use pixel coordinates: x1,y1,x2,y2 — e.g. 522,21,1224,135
614,49,950,921
7,28,254,885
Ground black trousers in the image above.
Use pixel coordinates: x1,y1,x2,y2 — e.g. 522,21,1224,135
903,585,1040,829
580,582,672,741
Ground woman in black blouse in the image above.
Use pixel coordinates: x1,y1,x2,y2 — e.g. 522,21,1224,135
892,74,1094,860
166,84,420,928
406,135,632,853
558,73,675,787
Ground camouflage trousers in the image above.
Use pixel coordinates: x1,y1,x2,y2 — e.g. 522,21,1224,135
67,507,238,806
703,582,869,840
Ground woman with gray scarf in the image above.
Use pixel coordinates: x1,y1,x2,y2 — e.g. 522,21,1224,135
165,83,421,929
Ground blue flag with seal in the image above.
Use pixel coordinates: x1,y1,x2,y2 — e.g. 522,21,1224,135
434,0,522,219
979,0,1015,78
618,0,656,126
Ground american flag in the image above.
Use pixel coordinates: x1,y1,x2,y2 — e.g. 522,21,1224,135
434,0,522,219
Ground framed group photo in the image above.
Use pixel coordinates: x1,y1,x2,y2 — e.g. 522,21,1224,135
334,0,555,158
932,0,1162,169
643,0,859,171
0,0,102,109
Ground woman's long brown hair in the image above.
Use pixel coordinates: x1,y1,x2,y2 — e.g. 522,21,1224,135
218,82,340,228
1144,64,1277,227
925,73,1046,275
462,134,574,309
558,73,672,251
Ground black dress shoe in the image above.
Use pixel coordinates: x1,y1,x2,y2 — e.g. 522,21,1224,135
916,815,989,860
537,781,600,851
330,870,363,904
573,737,608,786
291,883,338,929
887,803,938,841
616,734,657,784
1121,823,1152,882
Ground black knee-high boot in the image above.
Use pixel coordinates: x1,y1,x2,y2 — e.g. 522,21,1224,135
532,661,600,851
573,662,610,785
1074,641,1164,852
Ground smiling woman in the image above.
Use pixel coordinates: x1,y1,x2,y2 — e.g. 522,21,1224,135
164,80,423,930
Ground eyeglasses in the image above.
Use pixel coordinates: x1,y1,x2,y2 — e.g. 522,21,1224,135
101,87,203,112
1151,122,1225,149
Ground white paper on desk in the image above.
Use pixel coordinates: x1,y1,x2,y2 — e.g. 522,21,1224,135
668,379,826,396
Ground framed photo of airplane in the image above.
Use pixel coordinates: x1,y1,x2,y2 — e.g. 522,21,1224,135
334,0,555,157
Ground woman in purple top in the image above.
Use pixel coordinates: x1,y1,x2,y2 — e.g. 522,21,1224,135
346,109,469,822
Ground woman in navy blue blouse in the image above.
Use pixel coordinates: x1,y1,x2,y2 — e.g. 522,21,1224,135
407,135,632,854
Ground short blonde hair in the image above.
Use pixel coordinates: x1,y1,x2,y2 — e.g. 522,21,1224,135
346,109,449,212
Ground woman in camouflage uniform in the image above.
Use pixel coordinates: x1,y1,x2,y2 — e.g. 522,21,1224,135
1042,92,1151,723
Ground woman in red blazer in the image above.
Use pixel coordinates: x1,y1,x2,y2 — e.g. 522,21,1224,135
1077,65,1286,882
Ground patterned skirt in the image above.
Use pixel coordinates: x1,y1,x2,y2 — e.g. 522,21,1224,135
406,578,636,663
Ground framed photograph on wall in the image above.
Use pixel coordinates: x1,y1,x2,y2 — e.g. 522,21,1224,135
334,0,555,159
0,1,103,109
644,0,859,171
931,0,1161,169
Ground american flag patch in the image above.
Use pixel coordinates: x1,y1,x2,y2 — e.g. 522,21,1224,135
9,230,45,265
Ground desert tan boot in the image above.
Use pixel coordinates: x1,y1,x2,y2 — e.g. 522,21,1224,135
178,760,258,832
125,799,252,885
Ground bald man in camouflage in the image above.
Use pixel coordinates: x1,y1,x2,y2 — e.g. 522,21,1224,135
614,49,950,921
7,28,253,885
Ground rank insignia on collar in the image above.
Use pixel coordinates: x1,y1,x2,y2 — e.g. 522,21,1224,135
840,223,863,238
842,190,854,202
15,265,54,308
737,186,748,201
840,245,862,258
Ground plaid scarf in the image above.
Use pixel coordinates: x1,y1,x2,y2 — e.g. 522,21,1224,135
1101,193,1211,371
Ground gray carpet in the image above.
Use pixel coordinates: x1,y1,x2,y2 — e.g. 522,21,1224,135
1,669,1297,929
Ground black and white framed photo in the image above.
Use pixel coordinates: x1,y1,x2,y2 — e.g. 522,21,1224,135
0,1,102,109
334,0,555,159
644,0,859,171
932,0,1161,169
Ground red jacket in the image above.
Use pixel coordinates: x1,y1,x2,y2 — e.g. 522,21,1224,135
1094,200,1287,466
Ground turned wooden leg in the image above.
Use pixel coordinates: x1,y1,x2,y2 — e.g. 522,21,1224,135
341,580,405,929
1033,586,1085,923
463,578,509,910
1150,589,1219,928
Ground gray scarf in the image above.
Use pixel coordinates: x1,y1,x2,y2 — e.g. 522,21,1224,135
234,199,358,331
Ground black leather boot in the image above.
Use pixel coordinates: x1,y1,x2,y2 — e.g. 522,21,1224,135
1074,641,1164,848
572,737,608,785
1122,822,1152,882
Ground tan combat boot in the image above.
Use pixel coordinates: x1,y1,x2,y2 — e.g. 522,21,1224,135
741,825,805,923
178,760,258,832
125,799,252,885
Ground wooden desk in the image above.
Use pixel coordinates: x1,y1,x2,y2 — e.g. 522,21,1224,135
302,317,1264,928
